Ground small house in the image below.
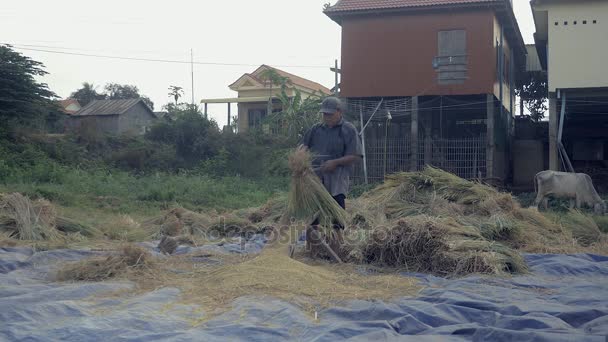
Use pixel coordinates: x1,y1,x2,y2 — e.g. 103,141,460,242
201,65,331,133
67,99,156,135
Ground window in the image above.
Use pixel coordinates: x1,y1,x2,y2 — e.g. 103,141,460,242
436,30,467,85
593,20,597,24
555,22,559,26
564,21,568,25
583,20,587,24
248,108,267,128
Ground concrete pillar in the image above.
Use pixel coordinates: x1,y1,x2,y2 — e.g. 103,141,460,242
548,96,558,171
410,96,419,171
486,94,495,179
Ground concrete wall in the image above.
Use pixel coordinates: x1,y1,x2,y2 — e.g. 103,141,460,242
513,140,545,188
492,15,513,113
117,102,156,135
536,1,608,92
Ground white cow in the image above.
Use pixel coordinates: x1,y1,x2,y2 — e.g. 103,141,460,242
533,170,607,215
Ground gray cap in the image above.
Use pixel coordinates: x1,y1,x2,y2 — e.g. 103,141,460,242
320,96,343,114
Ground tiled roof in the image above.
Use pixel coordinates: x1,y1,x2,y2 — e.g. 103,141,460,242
263,65,332,95
74,99,150,116
325,0,502,14
230,65,331,95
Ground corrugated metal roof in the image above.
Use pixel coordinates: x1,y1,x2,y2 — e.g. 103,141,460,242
74,99,146,116
325,0,502,14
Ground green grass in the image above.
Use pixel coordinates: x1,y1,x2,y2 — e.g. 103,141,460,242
1,166,288,214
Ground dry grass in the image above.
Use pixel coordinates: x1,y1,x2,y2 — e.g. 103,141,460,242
104,245,420,319
0,193,60,240
342,167,608,275
285,148,347,228
53,241,420,320
56,244,153,281
0,231,18,247
102,214,151,242
349,215,527,276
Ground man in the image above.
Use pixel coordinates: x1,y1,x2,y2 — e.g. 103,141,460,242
301,97,362,255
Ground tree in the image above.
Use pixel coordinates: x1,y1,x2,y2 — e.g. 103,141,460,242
516,72,548,121
70,82,155,110
258,68,291,115
146,105,221,165
168,86,184,105
70,82,106,106
267,84,322,141
104,83,154,110
0,45,56,126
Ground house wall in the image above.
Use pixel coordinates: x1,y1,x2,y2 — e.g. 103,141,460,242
238,88,288,99
117,102,156,135
537,1,608,92
339,9,498,98
67,115,120,134
237,101,282,133
492,15,513,112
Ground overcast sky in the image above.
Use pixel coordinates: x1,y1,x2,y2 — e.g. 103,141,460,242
1,0,535,126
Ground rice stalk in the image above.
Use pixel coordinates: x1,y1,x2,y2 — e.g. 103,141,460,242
285,148,347,228
0,193,60,241
56,244,153,281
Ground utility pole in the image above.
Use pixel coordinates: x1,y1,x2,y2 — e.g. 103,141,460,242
191,49,195,105
334,59,338,95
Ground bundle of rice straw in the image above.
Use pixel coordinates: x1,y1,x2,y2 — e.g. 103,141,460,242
56,244,152,281
554,210,602,246
285,148,347,228
358,215,527,276
0,193,60,241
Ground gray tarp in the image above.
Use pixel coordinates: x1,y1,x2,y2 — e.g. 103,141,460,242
1,238,607,341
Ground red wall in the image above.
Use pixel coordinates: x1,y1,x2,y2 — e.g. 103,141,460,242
340,9,496,98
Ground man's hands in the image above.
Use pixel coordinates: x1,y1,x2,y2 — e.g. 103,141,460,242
320,155,362,173
320,159,339,173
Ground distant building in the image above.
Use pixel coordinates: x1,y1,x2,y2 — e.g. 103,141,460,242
58,99,81,115
324,0,526,183
66,99,156,135
201,65,331,133
531,0,608,181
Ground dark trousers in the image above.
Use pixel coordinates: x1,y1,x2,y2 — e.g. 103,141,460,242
311,194,345,229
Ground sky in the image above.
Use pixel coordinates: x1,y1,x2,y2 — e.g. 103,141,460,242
1,0,536,126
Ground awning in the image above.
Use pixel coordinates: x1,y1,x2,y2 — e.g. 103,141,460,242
200,96,277,104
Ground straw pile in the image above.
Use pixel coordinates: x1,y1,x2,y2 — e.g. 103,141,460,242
0,193,99,241
56,244,152,281
143,207,261,239
120,245,419,319
0,193,61,241
284,148,347,228
341,167,606,275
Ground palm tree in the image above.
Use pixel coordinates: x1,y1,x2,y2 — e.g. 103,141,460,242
168,85,184,105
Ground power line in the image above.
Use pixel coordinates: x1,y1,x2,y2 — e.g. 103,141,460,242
3,43,329,69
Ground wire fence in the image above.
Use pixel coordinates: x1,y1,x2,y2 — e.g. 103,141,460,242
353,136,486,184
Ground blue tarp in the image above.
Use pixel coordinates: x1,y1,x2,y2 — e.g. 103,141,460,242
1,239,607,341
